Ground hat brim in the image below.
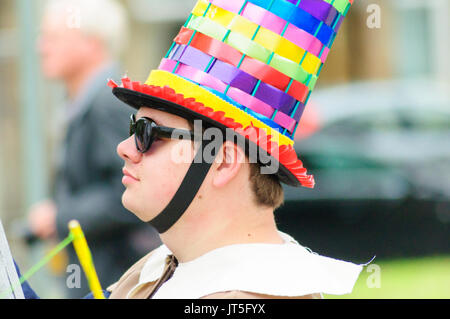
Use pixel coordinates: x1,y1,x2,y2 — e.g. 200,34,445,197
113,86,302,187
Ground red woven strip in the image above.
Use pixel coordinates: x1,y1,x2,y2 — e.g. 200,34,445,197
175,27,243,67
239,56,290,91
287,80,309,103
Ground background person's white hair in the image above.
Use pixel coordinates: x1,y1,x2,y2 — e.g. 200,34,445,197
45,0,129,59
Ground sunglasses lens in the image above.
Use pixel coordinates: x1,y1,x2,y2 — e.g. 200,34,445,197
134,120,145,152
133,118,155,153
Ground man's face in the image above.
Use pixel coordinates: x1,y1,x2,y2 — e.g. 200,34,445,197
117,107,196,222
37,13,96,80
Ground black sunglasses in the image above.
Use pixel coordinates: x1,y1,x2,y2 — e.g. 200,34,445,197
129,114,197,153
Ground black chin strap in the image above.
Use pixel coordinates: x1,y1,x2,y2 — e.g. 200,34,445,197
149,139,219,234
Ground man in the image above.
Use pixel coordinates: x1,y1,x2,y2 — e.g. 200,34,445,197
104,0,364,299
27,0,160,298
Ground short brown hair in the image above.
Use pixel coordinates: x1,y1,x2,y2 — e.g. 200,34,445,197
249,163,284,209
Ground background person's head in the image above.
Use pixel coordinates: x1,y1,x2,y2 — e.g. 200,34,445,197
38,0,128,89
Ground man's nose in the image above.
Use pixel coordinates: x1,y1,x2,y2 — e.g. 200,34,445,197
117,136,142,163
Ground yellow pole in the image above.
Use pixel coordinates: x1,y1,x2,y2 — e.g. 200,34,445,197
68,220,105,299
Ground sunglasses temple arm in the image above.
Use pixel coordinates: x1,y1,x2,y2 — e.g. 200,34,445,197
157,127,199,141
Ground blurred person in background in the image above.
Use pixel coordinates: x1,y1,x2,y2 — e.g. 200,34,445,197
27,0,160,298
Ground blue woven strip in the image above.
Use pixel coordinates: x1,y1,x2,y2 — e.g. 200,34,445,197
247,0,335,46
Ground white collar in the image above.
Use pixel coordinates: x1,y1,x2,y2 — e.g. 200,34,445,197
128,232,363,299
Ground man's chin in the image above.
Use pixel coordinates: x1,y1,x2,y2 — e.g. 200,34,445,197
121,193,137,217
122,193,158,223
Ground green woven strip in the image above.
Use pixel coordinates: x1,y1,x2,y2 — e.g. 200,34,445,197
308,75,318,90
187,15,228,43
269,54,308,83
225,32,272,63
324,0,350,14
269,54,318,88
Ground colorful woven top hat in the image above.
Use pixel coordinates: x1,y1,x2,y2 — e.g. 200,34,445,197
109,0,353,188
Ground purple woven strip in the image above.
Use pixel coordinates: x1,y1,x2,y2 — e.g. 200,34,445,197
178,45,212,71
334,14,345,32
209,59,258,94
292,103,306,122
255,82,297,114
298,0,338,26
168,44,185,60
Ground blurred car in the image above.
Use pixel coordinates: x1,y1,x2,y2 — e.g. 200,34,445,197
283,78,450,204
276,78,450,260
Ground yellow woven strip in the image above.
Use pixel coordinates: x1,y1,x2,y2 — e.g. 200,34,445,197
302,53,321,75
203,3,236,27
276,36,304,64
145,70,294,146
253,26,282,53
229,15,259,39
192,0,209,16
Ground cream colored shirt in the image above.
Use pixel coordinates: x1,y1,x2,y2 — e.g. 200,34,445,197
119,232,363,299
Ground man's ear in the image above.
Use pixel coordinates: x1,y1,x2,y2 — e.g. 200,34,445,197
212,141,246,188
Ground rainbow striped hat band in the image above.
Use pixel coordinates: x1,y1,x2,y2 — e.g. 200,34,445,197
109,0,353,188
